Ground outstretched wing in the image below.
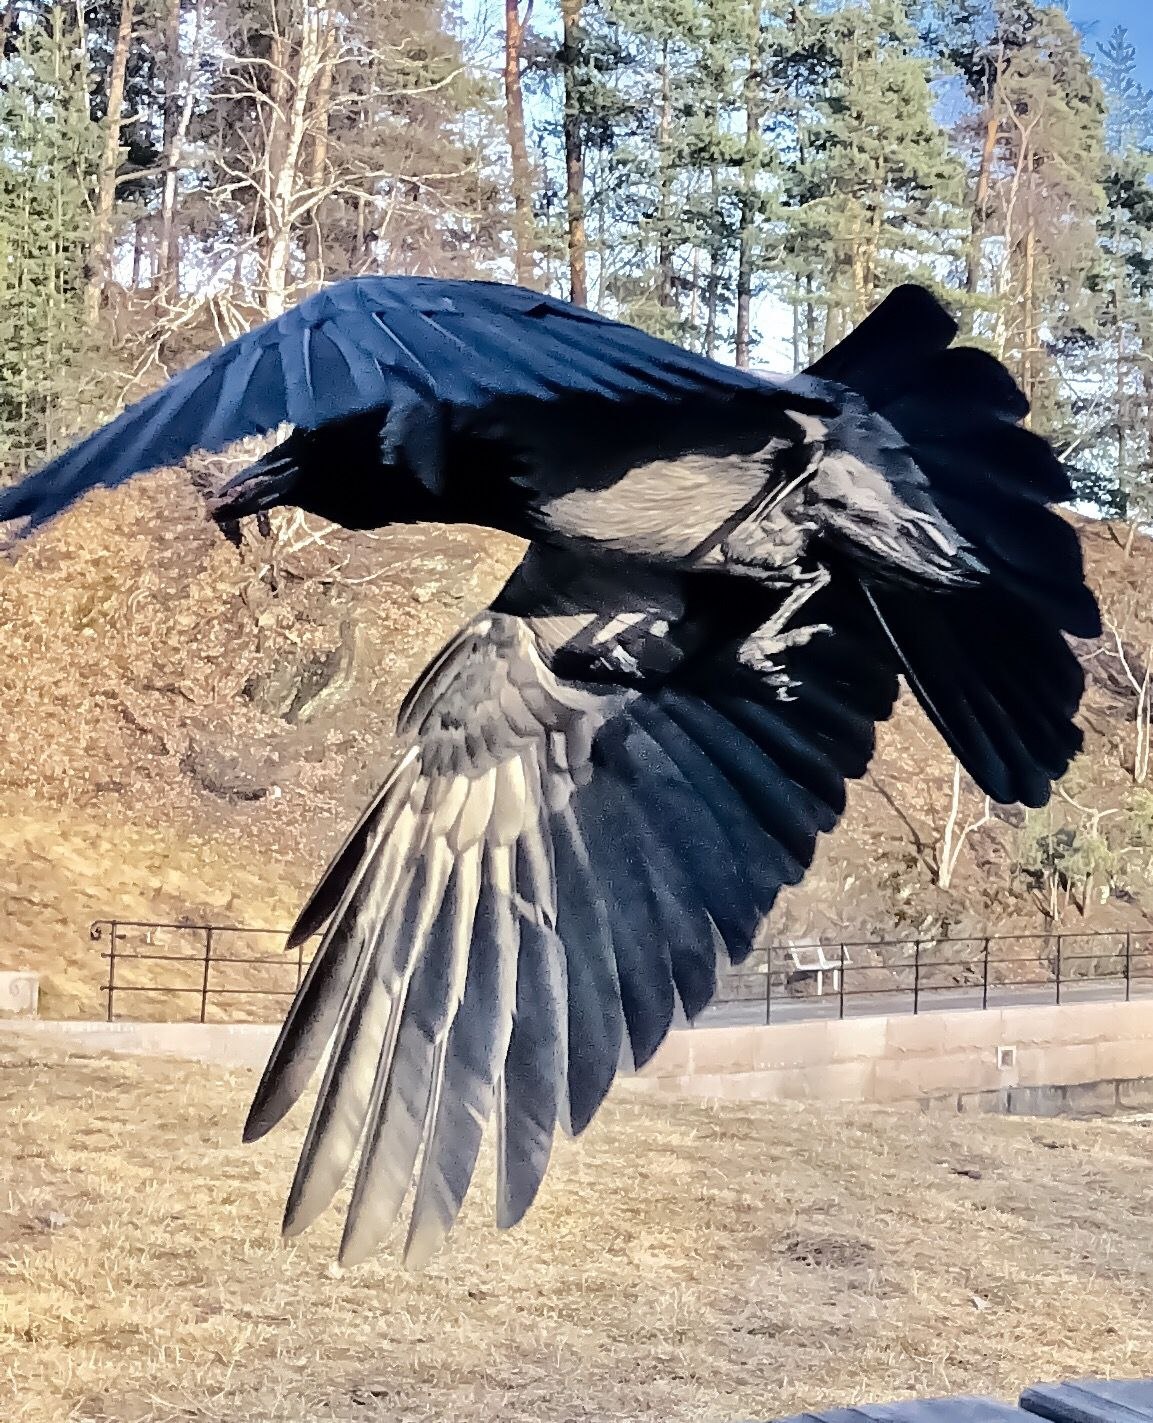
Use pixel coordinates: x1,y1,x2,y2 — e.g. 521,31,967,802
0,277,808,532
243,548,900,1269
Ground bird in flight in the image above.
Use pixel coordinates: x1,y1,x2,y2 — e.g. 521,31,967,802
0,278,1098,1269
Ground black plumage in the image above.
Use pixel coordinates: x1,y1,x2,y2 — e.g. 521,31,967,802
0,278,1099,1267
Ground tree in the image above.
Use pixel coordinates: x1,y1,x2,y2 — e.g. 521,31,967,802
0,10,101,470
781,0,964,353
505,0,537,285
86,0,136,321
157,0,209,294
1072,26,1153,524
1097,25,1153,157
560,0,589,303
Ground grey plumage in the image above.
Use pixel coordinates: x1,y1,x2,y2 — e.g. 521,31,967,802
0,278,1099,1267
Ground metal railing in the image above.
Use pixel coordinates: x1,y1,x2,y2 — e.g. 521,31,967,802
91,919,315,1023
695,930,1153,1027
91,921,1153,1027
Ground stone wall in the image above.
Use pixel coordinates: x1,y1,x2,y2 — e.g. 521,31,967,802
617,1001,1153,1111
5,1001,1153,1117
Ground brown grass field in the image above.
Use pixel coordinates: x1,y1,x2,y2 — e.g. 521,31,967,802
2,1043,1153,1423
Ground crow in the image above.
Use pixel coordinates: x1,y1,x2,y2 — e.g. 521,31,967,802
0,278,1098,1269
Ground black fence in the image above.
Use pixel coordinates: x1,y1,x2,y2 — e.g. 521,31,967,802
696,930,1153,1027
91,919,316,1023
91,920,1153,1026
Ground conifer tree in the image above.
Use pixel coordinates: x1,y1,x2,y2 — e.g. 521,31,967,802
0,10,100,471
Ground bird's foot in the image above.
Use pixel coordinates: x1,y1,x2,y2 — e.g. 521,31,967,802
740,620,833,696
737,567,833,694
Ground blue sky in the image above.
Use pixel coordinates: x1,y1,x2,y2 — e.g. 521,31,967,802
1073,1,1153,83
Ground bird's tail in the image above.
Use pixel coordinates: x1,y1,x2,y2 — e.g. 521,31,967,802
805,286,1100,807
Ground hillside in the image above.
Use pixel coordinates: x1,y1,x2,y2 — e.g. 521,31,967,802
1,477,1151,1017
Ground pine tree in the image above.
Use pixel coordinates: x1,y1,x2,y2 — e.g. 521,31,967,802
1097,26,1153,157
989,6,1105,425
1074,26,1153,524
0,10,101,471
577,0,746,343
781,0,964,354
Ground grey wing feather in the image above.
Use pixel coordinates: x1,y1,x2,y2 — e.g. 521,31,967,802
242,547,904,1268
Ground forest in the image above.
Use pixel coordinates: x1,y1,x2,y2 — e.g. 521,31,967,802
0,0,1149,518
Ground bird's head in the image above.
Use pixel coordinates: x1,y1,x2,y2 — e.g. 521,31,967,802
208,418,443,532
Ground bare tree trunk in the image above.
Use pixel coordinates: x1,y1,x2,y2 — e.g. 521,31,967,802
805,271,816,364
304,10,335,288
735,40,764,367
849,200,868,325
156,0,181,288
158,0,208,296
1105,620,1153,783
560,0,587,305
937,760,993,890
704,164,720,356
688,245,699,329
504,0,535,286
1022,207,1037,417
965,109,1000,309
85,0,134,323
656,40,674,308
132,220,147,287
261,3,329,317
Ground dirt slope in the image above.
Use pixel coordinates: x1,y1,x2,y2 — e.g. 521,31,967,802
1,475,1150,1017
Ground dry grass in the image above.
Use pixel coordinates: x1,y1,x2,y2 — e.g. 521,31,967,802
3,1046,1153,1422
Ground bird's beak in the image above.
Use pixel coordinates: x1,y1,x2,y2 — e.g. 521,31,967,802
208,450,299,523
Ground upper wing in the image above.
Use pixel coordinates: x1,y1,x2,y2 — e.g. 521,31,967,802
0,277,804,532
243,548,900,1270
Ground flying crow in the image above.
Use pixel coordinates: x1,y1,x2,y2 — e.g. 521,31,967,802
0,278,1099,1268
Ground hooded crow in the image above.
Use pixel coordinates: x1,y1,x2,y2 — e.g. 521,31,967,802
0,278,1099,1267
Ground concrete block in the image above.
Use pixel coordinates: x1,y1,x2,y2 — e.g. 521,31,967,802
920,1092,963,1115
995,1005,1068,1046
957,1089,1010,1115
750,1021,834,1072
939,1009,1011,1054
884,1012,952,1056
1119,1077,1153,1110
1094,1038,1153,1083
679,1071,772,1101
1063,1079,1119,1116
770,1061,876,1103
1005,1083,1070,1117
824,1016,890,1063
0,1019,277,1067
995,1001,1151,1048
1013,1043,1100,1088
0,971,38,1017
872,1051,1002,1103
685,1026,760,1076
677,1062,875,1104
635,1030,692,1078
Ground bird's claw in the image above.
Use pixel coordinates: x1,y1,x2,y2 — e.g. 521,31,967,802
739,620,833,695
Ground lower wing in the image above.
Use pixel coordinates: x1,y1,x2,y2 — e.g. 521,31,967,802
242,549,901,1269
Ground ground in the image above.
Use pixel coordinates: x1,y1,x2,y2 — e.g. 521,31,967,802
3,1045,1152,1423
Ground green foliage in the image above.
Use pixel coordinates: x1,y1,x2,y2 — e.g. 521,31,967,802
780,0,965,352
0,0,1148,531
1016,785,1153,920
1097,25,1153,157
0,10,100,475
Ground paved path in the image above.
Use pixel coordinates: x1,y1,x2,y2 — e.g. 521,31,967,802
680,976,1153,1029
